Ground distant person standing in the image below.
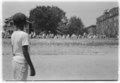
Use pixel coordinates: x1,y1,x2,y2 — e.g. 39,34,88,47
11,13,35,81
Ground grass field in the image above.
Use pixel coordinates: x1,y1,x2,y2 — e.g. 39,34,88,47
2,38,118,81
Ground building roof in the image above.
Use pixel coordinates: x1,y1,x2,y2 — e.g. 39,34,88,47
96,7,119,22
86,25,96,29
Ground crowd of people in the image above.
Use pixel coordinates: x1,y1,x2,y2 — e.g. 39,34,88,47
29,32,98,39
2,30,107,39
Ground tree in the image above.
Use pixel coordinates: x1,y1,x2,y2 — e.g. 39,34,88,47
29,6,66,35
67,16,84,36
57,16,68,35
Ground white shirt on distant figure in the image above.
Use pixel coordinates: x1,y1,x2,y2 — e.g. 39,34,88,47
11,30,29,63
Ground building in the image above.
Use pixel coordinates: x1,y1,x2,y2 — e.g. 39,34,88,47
3,17,32,38
96,7,119,38
3,17,15,38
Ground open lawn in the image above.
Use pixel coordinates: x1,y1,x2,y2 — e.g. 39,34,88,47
2,38,118,81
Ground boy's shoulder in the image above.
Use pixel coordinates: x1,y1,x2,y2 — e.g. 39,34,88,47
19,31,29,39
14,31,28,35
12,31,28,38
21,31,28,35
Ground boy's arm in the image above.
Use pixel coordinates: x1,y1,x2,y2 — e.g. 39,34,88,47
11,45,13,55
11,44,15,56
22,45,35,76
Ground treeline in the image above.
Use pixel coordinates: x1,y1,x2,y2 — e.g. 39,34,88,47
29,6,85,36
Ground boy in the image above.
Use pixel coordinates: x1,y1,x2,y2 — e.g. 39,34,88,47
11,13,35,81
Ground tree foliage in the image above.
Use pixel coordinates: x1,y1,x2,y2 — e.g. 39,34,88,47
57,16,68,35
29,6,66,35
67,16,84,36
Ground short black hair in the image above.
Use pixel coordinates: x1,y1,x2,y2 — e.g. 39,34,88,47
13,13,27,30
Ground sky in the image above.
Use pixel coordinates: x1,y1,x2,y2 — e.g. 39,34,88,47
2,1,118,27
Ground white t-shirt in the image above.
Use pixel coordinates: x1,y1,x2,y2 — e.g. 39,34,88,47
11,31,29,63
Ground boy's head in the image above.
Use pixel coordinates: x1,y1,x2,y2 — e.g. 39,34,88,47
12,13,29,30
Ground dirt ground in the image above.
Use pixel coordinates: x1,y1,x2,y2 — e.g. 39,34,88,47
2,38,118,81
